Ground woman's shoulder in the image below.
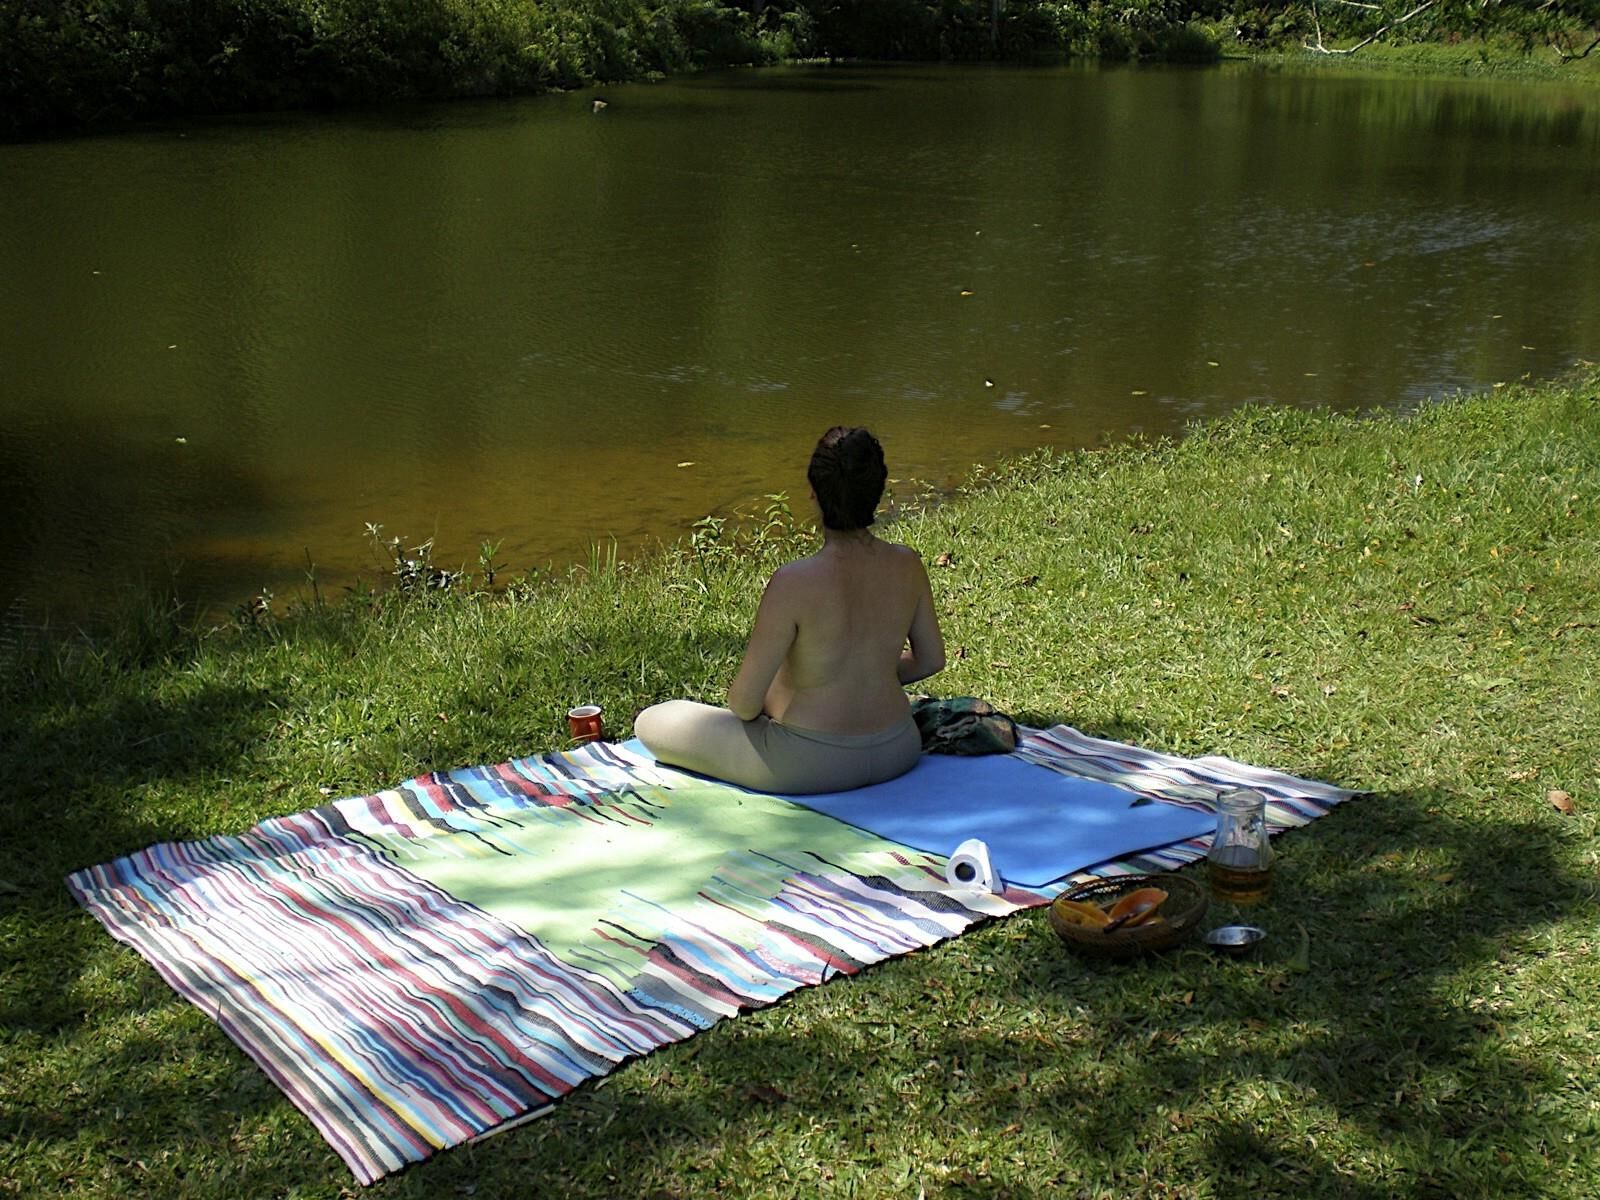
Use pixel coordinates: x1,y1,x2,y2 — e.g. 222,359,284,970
766,553,828,593
773,537,927,581
876,538,930,568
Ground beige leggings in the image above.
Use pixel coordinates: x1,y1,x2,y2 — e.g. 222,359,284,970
633,701,922,795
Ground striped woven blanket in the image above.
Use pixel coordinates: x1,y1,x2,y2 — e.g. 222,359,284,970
65,725,1354,1183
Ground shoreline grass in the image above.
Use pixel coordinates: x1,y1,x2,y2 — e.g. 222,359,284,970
1235,37,1600,85
3,369,1599,1198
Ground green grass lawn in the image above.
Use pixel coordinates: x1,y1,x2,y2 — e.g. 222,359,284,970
1241,37,1600,85
3,370,1598,1198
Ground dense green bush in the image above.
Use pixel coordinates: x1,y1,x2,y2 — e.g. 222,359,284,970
1155,21,1224,60
806,0,943,59
1224,0,1600,54
2,0,1593,139
0,0,779,137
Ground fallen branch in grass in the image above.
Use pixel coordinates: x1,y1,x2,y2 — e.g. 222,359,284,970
1304,0,1438,54
1551,30,1600,61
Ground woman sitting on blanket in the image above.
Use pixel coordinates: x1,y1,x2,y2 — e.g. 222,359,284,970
635,426,946,794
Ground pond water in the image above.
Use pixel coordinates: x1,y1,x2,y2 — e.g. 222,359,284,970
2,62,1598,623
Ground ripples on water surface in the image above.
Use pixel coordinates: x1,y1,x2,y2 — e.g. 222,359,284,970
1,63,1597,619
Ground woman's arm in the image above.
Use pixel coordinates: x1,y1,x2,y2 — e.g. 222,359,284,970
727,569,800,721
897,556,946,685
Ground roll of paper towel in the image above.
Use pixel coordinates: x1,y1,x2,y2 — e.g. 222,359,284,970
946,838,1002,892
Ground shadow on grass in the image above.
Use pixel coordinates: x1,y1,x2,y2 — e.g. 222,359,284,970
0,601,755,1192
0,674,311,1191
378,783,1588,1199
0,678,283,1026
6,700,1588,1197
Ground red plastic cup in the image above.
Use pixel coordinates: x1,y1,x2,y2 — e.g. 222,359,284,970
567,704,605,744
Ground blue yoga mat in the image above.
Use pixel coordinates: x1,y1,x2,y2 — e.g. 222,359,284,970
621,740,1215,887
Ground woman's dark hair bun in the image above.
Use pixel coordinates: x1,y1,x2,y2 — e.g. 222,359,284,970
807,426,887,531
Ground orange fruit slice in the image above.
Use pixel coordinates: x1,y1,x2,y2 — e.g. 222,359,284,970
1052,897,1111,928
1106,887,1168,928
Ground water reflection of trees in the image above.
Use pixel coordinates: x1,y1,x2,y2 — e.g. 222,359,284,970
0,420,274,626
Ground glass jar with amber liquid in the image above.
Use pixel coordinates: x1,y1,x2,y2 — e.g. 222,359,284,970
1207,788,1273,905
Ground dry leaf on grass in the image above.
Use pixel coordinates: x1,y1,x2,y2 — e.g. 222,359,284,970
1548,790,1576,815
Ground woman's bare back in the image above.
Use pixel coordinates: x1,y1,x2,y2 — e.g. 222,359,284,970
727,533,944,735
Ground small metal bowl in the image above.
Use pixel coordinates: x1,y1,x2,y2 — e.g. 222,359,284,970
1204,924,1267,956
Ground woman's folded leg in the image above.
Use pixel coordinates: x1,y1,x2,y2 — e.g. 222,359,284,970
634,701,921,794
634,700,780,790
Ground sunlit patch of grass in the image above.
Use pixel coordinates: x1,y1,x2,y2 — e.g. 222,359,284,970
2,369,1598,1198
1245,37,1600,85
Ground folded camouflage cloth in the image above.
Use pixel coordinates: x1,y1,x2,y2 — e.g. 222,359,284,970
910,695,1021,755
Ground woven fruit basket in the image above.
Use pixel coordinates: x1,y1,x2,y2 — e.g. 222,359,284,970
1047,873,1208,958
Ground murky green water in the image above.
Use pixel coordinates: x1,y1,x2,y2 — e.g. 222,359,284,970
3,63,1598,621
